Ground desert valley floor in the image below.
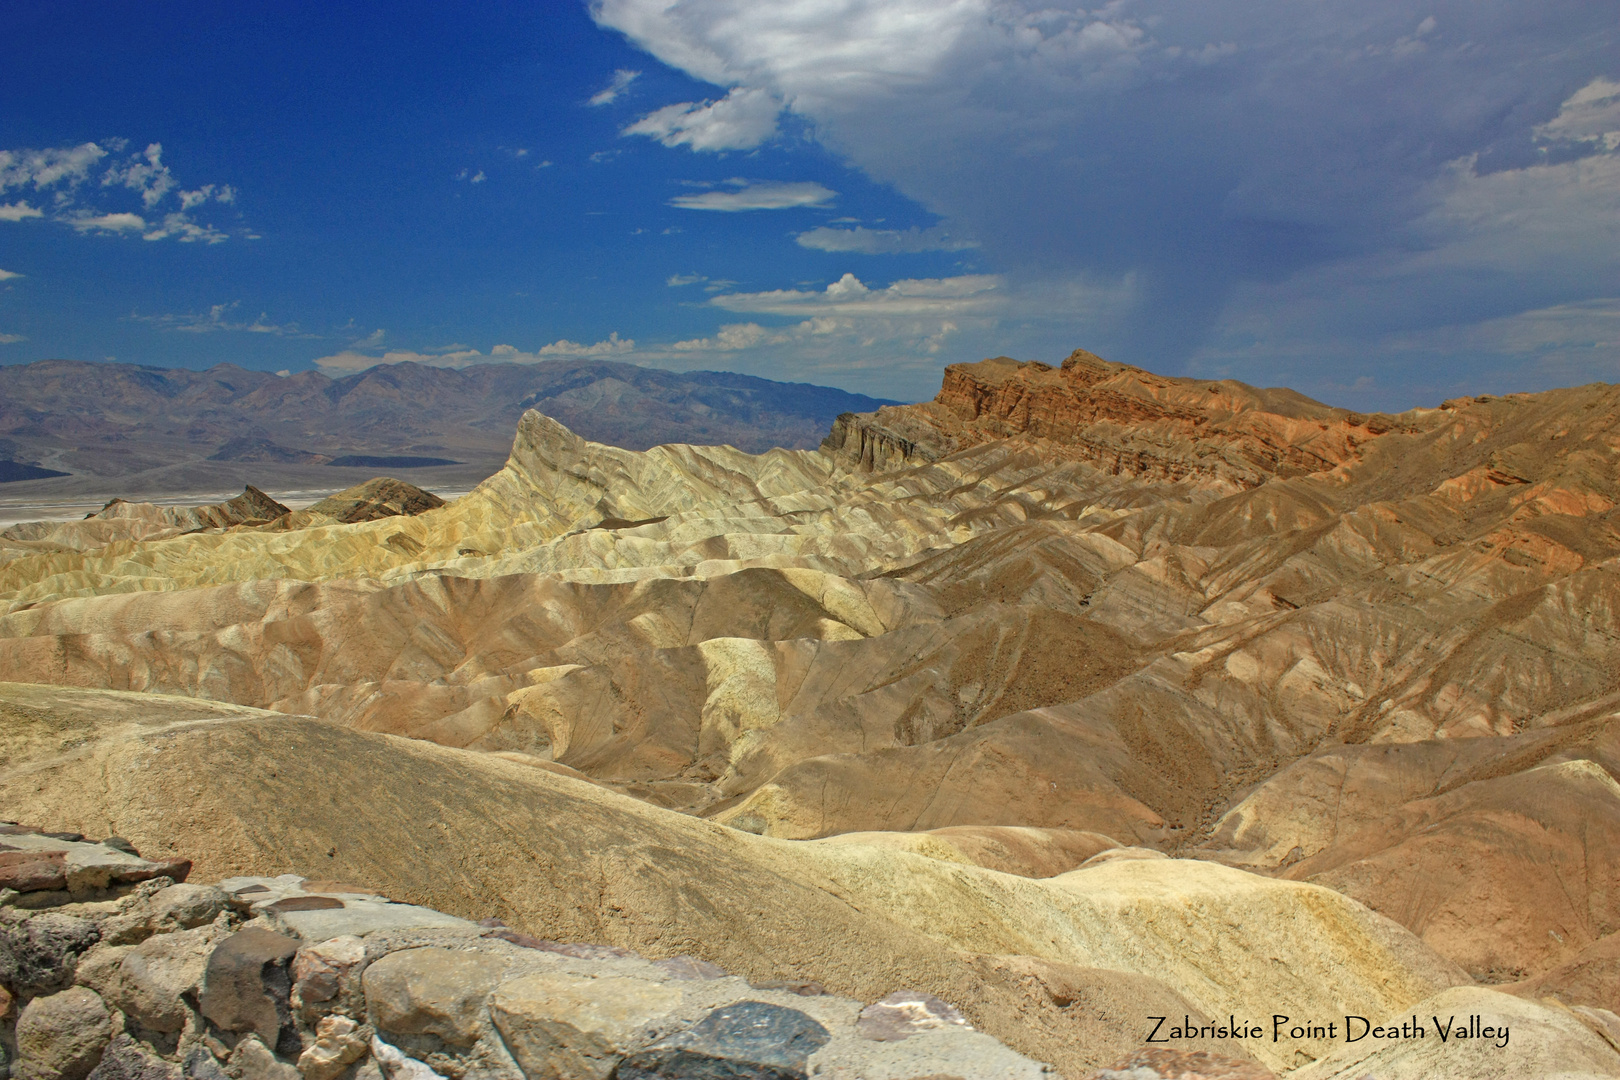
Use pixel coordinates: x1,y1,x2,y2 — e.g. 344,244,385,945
3,350,1620,1078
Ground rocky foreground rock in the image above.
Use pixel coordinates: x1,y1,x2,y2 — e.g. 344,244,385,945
5,833,1614,1080
4,692,1619,1078
0,829,1075,1080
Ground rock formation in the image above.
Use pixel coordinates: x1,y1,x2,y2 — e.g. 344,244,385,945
0,825,1059,1080
305,480,446,524
0,486,290,564
4,348,1620,1076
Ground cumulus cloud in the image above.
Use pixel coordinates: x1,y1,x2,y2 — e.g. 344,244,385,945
590,68,641,106
594,0,1620,404
102,142,177,208
670,179,835,211
1535,77,1620,151
0,142,108,192
0,268,21,280
648,273,1002,373
0,333,25,344
0,140,242,243
796,224,977,254
671,317,846,352
312,333,635,374
624,86,780,151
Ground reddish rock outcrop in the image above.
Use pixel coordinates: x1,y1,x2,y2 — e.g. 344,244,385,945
827,349,1397,490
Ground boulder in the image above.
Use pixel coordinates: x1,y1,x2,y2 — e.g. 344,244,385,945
182,1049,231,1080
487,971,684,1079
198,928,303,1058
100,884,229,946
107,923,219,1032
618,1000,831,1080
72,942,132,1000
267,899,473,942
0,831,190,894
297,1015,371,1080
227,1036,300,1080
0,850,67,892
84,1033,181,1080
13,985,112,1080
291,935,367,1020
369,1034,446,1080
0,909,100,997
362,947,506,1048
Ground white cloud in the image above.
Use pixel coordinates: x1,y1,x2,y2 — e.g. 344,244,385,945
178,183,234,209
624,86,780,151
67,212,146,233
671,317,844,352
0,268,21,280
1535,77,1620,151
670,179,835,211
130,302,308,335
0,333,25,344
528,333,636,358
312,333,636,374
589,69,641,106
141,212,227,243
648,273,1004,373
710,272,1001,317
796,224,977,253
0,140,241,242
102,143,175,208
666,273,705,286
593,0,1620,401
0,142,108,192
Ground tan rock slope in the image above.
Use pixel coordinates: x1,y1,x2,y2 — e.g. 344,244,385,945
0,485,289,562
4,348,1620,1072
0,682,1477,1076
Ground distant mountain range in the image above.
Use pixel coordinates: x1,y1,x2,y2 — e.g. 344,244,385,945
0,359,901,495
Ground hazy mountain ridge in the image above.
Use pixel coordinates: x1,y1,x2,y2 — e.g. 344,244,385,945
0,358,900,495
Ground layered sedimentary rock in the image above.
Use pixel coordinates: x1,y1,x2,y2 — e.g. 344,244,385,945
305,478,445,523
4,350,1620,1074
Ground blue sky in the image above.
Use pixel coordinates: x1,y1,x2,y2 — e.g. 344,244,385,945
1,1,1616,408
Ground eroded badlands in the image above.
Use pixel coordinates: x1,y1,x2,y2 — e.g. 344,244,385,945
4,350,1620,1077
